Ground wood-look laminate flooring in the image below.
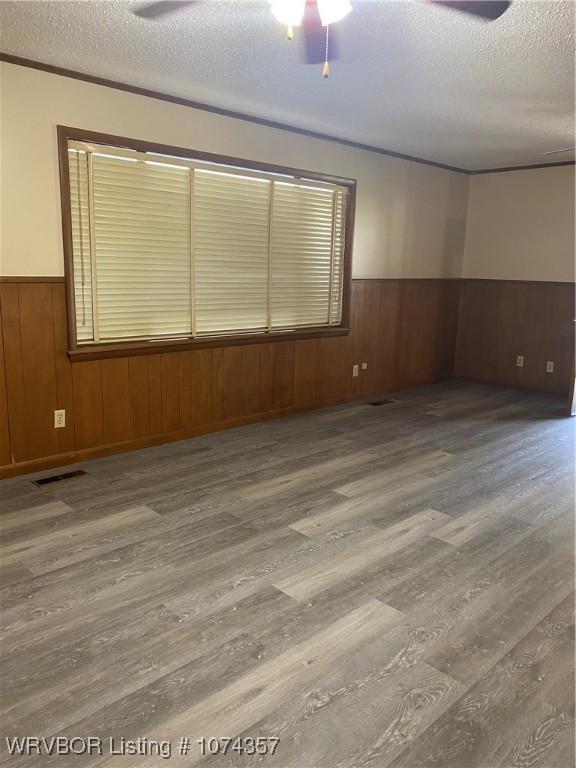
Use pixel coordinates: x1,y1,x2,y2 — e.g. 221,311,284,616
0,381,574,768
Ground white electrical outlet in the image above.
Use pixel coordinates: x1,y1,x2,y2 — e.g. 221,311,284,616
546,361,554,374
352,364,359,378
361,362,368,370
515,355,524,368
54,409,66,429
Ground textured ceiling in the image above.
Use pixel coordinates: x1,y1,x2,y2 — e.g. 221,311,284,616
0,0,574,170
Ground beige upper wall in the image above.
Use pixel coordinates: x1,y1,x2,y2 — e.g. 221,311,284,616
463,165,575,282
0,62,469,279
2,63,573,283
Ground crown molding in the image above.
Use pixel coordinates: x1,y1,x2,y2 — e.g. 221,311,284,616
2,52,574,177
470,161,575,175
1,52,467,174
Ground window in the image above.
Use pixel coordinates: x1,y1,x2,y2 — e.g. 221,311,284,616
61,129,354,354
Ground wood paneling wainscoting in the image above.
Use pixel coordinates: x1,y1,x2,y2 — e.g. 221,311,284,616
455,280,575,396
1,277,573,477
0,278,460,477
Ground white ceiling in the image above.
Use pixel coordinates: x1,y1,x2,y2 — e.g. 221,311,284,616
0,0,574,170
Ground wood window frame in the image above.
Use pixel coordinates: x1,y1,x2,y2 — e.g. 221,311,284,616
58,125,356,361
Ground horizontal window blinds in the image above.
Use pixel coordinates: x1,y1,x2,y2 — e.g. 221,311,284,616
330,190,347,325
194,170,270,334
92,155,191,341
68,142,349,345
270,183,335,329
68,150,93,342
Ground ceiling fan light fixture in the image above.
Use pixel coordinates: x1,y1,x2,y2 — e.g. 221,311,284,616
270,0,352,28
270,0,306,27
316,0,352,26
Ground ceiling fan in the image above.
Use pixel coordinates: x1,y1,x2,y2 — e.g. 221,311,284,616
134,0,512,76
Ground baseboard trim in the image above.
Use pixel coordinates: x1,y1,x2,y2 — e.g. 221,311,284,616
453,375,571,402
1,374,570,479
0,390,385,480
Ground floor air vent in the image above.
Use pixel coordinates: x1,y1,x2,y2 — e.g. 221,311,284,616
32,469,88,487
367,399,397,407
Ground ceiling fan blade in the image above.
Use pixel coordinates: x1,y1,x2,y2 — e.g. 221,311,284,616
541,148,575,156
134,1,200,20
301,0,340,64
430,1,511,20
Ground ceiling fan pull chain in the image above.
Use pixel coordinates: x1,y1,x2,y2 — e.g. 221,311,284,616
322,24,330,77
